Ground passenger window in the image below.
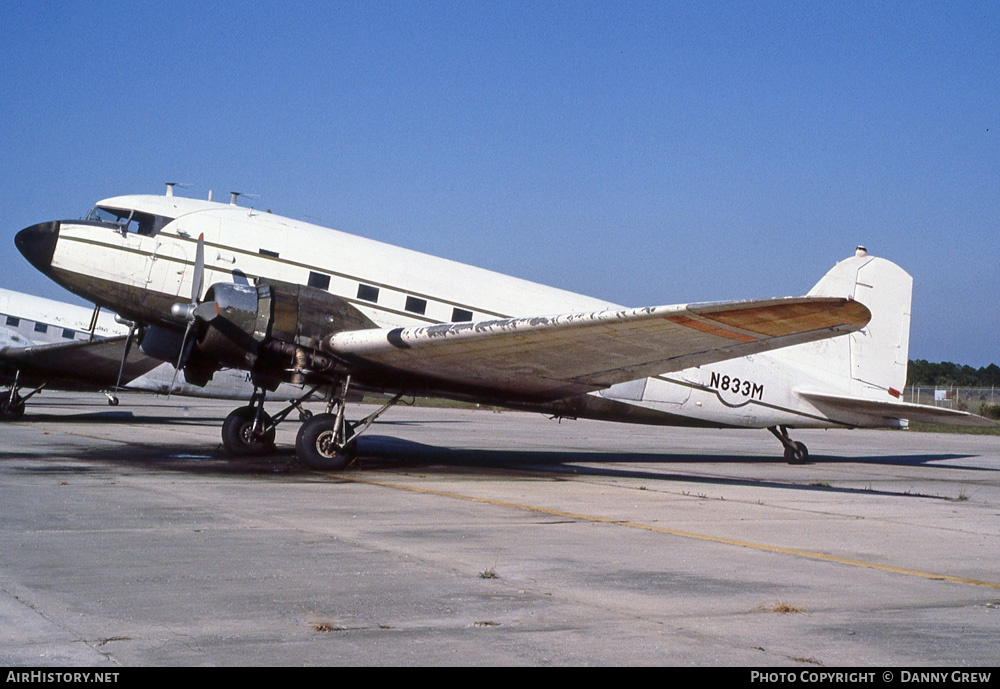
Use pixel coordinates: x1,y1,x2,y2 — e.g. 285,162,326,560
34,322,47,334
5,316,19,327
404,296,427,315
451,308,473,322
308,272,331,291
357,284,379,303
62,328,75,339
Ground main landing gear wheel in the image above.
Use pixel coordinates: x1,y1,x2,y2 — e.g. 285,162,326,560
222,406,276,456
784,441,809,464
295,413,356,470
0,390,25,421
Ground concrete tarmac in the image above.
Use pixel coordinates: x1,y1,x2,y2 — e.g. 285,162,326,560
1,391,998,666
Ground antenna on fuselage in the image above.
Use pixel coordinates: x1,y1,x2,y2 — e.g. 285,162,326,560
208,190,213,202
165,182,190,198
230,192,241,206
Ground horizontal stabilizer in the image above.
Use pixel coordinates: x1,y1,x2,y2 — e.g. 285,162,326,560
798,390,996,427
326,296,870,400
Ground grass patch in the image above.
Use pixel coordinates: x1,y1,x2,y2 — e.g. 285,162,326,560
310,621,344,632
906,422,1000,435
755,599,806,614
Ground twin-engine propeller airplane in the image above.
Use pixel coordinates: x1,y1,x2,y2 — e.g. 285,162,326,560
14,186,992,468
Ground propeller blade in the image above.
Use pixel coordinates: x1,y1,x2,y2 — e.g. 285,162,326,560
192,233,205,304
192,301,220,322
112,324,137,392
167,233,208,397
87,303,101,342
167,320,195,397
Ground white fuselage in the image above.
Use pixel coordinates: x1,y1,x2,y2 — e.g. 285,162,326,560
33,194,906,429
0,288,126,346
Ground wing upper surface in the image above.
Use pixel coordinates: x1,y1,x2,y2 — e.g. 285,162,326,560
0,336,159,386
325,297,871,400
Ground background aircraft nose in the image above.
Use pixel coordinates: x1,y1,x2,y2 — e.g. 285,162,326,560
15,221,60,271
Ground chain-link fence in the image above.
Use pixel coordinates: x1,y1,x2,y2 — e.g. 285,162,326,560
905,386,999,416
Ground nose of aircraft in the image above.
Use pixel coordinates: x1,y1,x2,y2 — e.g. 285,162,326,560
15,221,60,272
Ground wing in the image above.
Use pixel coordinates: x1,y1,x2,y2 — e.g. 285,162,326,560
0,336,160,388
326,296,871,401
798,390,997,427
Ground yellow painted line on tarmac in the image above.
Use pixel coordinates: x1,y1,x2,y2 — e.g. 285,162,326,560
340,474,1000,591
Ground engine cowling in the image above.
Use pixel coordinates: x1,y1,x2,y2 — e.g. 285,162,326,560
195,283,268,370
182,280,375,388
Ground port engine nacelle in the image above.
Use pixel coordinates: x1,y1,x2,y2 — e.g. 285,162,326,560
166,280,374,388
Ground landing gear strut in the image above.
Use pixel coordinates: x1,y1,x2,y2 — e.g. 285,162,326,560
219,378,403,469
295,377,403,470
0,371,43,421
1,388,26,420
221,386,311,456
769,425,809,464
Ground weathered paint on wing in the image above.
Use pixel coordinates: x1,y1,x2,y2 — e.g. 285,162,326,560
325,296,870,400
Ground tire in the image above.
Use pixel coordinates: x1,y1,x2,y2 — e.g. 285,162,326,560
221,406,276,456
784,441,809,464
0,391,25,421
295,413,356,470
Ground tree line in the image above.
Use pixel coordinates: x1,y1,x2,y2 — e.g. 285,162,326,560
908,360,1000,387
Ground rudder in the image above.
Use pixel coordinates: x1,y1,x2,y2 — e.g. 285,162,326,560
806,247,912,397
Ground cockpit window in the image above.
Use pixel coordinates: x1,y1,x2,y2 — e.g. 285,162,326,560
86,206,173,236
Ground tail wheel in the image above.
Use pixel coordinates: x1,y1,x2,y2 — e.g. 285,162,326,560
784,441,809,464
0,391,25,421
222,406,276,455
295,413,356,470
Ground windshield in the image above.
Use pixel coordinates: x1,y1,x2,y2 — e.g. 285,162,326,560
87,206,131,226
86,206,174,236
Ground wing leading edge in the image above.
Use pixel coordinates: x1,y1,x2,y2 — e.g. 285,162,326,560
325,296,871,400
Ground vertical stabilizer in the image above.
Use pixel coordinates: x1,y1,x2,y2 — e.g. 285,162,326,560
806,248,912,397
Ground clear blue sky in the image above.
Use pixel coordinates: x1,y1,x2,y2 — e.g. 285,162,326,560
2,1,996,366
